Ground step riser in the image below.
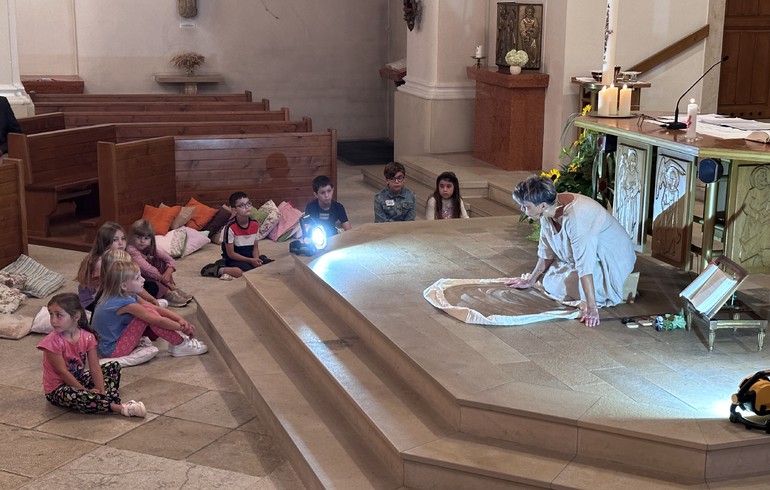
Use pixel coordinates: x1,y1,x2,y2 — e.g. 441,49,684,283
292,259,461,428
404,461,546,490
245,280,407,482
196,302,327,490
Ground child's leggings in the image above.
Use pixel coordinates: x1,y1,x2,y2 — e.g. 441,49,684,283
108,303,184,357
45,361,122,413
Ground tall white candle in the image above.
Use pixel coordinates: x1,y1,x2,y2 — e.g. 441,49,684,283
687,98,699,140
601,0,619,86
607,84,619,116
618,84,632,116
597,86,610,116
475,45,483,58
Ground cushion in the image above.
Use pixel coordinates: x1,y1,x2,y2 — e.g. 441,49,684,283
251,200,281,240
0,271,26,290
31,305,53,334
184,197,219,231
0,284,26,315
201,205,233,236
155,228,188,259
142,204,180,235
180,226,211,257
0,312,32,339
161,203,196,230
1,254,65,299
268,201,304,241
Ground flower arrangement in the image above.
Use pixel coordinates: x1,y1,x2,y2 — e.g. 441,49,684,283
169,52,205,76
505,49,529,67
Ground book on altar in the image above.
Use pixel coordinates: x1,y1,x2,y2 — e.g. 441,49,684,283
680,261,743,319
745,130,770,144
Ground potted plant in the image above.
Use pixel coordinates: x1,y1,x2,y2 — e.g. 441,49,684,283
169,52,205,77
505,49,528,75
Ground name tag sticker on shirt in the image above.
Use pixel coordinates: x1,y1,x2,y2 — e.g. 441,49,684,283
385,199,395,206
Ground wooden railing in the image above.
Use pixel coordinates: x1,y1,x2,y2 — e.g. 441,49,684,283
627,25,710,75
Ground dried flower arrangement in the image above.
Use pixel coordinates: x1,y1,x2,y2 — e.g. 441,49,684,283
169,52,205,76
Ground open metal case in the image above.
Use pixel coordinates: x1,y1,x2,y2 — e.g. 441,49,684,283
680,256,767,351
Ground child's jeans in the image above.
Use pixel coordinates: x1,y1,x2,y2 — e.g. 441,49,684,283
45,361,121,413
108,303,183,357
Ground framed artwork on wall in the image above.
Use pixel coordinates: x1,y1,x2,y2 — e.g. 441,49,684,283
495,2,543,71
650,150,694,269
614,140,651,252
725,163,770,274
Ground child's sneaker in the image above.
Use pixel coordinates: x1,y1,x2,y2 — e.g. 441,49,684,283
157,298,169,308
137,336,153,349
99,344,159,367
162,290,190,307
174,288,194,301
168,337,208,357
121,400,146,417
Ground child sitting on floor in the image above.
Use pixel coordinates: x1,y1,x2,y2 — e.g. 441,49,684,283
37,292,146,417
76,222,128,312
93,261,208,360
304,175,351,237
126,219,192,307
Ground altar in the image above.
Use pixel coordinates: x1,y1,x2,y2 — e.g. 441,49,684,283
575,114,770,273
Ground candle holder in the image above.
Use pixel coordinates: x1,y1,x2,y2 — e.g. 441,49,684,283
471,56,486,69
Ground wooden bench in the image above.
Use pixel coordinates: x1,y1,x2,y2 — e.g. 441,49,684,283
34,101,270,114
0,158,28,268
30,91,255,103
94,130,337,232
7,125,115,239
17,108,291,134
113,118,312,142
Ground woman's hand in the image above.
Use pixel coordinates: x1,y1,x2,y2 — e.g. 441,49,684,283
580,305,600,327
505,276,534,289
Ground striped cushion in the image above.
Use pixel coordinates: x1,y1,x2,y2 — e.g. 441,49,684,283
1,254,65,299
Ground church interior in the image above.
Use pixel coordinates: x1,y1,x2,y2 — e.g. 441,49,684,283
3,0,770,488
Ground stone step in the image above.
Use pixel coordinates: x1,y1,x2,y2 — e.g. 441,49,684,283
195,283,400,490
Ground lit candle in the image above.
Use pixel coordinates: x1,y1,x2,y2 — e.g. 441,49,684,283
607,84,619,116
601,0,620,86
686,98,699,140
475,45,483,58
618,84,632,116
598,86,610,116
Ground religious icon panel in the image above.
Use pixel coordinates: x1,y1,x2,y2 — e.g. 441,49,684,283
614,140,651,252
725,162,770,274
650,150,694,269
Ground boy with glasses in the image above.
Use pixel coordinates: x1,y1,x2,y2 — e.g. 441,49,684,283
374,162,416,222
209,191,262,280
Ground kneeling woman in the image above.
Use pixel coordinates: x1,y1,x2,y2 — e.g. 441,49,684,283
506,176,636,327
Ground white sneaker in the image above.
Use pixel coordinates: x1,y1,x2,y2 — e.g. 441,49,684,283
99,344,159,367
121,400,146,418
137,336,153,349
157,298,169,308
168,337,208,357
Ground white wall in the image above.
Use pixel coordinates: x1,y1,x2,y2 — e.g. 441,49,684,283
15,0,392,140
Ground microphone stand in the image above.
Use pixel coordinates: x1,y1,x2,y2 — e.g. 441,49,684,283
665,55,728,130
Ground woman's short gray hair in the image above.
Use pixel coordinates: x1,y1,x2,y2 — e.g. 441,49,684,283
513,175,557,206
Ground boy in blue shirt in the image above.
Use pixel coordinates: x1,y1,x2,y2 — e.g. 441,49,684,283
304,175,351,237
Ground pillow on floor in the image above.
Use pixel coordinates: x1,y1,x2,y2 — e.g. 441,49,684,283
251,200,281,240
0,312,32,339
142,204,180,235
0,284,26,315
268,201,304,241
1,254,65,299
155,228,188,259
180,226,211,257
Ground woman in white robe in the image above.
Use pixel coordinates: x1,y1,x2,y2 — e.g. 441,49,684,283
506,176,636,327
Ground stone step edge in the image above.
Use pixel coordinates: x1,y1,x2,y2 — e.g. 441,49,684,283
195,289,398,490
245,270,455,482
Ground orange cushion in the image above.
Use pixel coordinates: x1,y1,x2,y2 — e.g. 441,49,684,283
184,197,218,231
141,205,180,235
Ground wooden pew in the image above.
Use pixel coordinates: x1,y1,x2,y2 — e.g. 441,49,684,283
17,113,66,135
7,125,116,240
96,137,177,231
62,108,290,126
0,158,28,268
174,129,337,209
113,118,312,142
34,101,269,114
94,130,337,231
30,90,255,103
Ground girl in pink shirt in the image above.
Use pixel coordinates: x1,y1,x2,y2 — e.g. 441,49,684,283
37,292,145,417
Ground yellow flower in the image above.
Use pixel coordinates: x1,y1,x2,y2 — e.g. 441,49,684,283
568,162,580,173
581,104,592,116
541,168,561,182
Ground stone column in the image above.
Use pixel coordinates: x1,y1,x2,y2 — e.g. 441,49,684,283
394,0,486,158
0,0,32,117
